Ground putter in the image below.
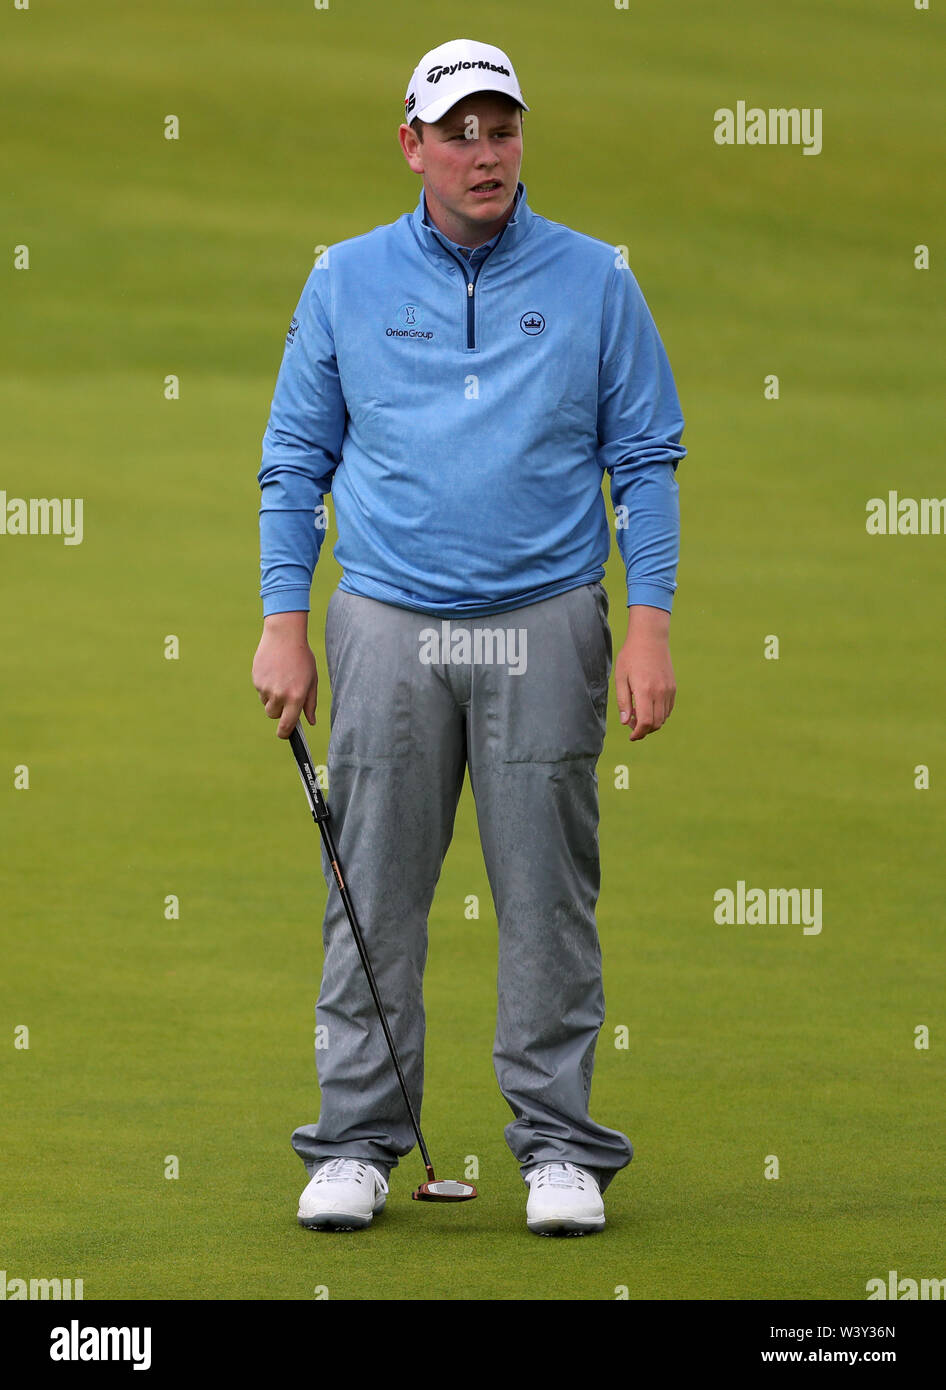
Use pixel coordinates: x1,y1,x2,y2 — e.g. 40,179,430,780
288,722,477,1204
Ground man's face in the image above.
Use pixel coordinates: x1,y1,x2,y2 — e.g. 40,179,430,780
398,92,523,246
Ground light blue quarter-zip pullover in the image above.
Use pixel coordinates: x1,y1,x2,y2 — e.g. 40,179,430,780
258,181,686,618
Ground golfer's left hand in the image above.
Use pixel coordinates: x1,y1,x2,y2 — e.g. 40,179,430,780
615,606,676,742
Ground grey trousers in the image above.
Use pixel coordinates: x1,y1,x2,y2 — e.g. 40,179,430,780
291,580,633,1193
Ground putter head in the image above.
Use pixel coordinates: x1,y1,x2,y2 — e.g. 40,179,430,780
412,1178,478,1202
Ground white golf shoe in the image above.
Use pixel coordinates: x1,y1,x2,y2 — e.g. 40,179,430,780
525,1162,606,1236
298,1158,389,1231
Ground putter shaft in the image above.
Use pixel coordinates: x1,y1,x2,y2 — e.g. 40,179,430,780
288,725,436,1179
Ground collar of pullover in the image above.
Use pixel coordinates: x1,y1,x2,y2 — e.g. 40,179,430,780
413,181,530,266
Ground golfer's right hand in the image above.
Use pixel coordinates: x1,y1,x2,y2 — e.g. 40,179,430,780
252,612,318,738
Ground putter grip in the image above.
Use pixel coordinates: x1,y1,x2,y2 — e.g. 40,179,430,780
289,725,330,823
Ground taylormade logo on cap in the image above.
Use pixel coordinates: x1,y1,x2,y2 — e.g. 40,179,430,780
404,38,529,127
427,59,511,85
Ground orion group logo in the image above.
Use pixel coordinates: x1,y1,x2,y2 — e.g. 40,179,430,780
386,302,433,341
520,310,545,335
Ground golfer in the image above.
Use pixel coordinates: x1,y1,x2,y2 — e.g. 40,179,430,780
252,37,686,1235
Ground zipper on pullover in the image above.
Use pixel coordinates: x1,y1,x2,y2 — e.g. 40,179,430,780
431,215,516,349
422,186,520,349
436,244,486,350
450,253,481,350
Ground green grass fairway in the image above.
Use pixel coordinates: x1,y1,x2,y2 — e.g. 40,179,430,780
2,0,944,1303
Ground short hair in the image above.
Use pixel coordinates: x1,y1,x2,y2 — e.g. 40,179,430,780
410,106,523,143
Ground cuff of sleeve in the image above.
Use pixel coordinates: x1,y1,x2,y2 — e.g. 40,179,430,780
626,584,675,613
262,587,312,617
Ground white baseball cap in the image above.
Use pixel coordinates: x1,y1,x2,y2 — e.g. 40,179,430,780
404,38,529,127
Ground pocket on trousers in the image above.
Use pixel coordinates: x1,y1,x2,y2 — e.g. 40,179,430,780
325,593,413,762
569,583,612,698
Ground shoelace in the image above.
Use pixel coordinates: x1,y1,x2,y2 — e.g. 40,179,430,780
529,1162,588,1190
315,1158,389,1193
